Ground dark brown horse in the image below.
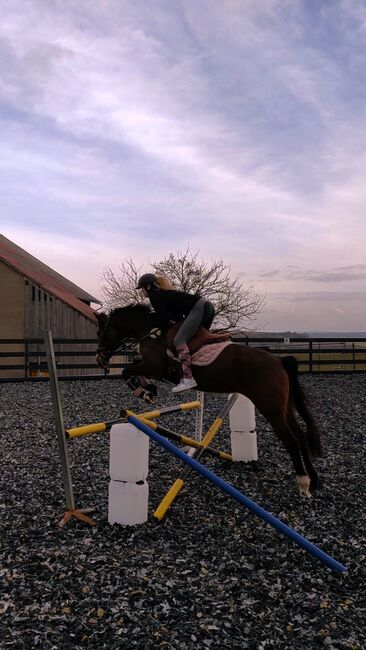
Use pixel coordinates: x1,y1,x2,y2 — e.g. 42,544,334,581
96,304,322,497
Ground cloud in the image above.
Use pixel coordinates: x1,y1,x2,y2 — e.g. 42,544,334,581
284,265,366,282
1,1,366,330
257,270,282,279
256,265,366,283
274,290,366,303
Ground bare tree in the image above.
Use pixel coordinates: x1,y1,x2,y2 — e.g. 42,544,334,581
99,247,265,332
99,258,144,308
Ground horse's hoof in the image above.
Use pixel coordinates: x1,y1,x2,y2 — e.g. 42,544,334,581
296,474,311,498
300,489,312,498
142,390,154,404
146,383,158,396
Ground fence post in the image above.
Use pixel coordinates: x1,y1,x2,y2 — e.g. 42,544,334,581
24,338,29,380
309,340,313,373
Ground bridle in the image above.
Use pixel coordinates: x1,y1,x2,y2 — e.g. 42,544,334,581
96,345,114,369
96,338,137,369
96,313,123,369
96,325,165,370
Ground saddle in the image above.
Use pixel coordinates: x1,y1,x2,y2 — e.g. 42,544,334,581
166,322,231,355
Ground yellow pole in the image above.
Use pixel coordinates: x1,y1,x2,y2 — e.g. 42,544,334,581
153,394,238,520
153,417,225,520
125,400,201,421
127,412,232,461
66,400,201,439
66,422,108,438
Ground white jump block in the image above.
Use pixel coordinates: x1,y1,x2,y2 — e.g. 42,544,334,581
108,479,149,526
110,423,149,482
229,394,258,462
230,430,258,462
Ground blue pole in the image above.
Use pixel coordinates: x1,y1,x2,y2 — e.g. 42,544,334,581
128,415,347,573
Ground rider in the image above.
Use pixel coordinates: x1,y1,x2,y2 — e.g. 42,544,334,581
136,273,215,393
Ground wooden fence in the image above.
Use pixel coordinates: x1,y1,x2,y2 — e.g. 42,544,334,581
1,336,366,381
0,338,133,381
246,336,366,373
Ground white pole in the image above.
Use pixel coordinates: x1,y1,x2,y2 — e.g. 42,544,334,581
184,391,205,458
195,391,205,441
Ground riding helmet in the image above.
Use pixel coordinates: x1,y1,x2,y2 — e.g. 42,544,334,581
136,273,157,289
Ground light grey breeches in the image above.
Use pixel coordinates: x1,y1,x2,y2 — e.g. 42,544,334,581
173,298,207,348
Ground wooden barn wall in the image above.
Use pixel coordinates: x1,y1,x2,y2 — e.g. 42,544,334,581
0,263,25,378
24,281,98,377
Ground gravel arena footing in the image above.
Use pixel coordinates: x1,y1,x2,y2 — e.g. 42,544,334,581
0,375,365,649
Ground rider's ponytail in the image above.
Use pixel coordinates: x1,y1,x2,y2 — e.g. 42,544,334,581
155,276,175,290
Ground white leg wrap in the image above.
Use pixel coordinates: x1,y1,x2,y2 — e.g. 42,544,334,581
296,474,311,498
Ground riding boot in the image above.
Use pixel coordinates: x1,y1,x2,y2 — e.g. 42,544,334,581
172,343,197,393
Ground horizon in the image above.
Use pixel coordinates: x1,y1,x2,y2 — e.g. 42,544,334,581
241,329,366,336
1,1,366,331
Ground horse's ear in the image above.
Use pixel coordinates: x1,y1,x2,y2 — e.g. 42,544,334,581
96,312,108,328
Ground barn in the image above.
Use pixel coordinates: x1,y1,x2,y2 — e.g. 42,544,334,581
0,234,101,378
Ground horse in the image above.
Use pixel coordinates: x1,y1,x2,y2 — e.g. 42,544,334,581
96,304,322,497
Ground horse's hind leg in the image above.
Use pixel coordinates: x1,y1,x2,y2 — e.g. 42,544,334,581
265,411,312,497
286,409,320,492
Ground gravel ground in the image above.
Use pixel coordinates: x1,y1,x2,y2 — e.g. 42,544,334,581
0,374,365,649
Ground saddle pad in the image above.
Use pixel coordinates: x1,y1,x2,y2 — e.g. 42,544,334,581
167,341,232,366
191,341,232,366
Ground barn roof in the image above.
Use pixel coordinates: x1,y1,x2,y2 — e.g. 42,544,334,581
0,234,100,323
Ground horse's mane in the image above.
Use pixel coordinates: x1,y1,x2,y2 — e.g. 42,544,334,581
110,303,154,318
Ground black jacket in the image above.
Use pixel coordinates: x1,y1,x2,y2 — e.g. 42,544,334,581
148,289,201,328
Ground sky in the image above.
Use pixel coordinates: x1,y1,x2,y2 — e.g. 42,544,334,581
1,0,366,332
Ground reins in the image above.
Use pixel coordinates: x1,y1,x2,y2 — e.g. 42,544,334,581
138,327,164,344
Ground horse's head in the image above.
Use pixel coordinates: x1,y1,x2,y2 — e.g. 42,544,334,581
96,311,123,369
96,304,154,369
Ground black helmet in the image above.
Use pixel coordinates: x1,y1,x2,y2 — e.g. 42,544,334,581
136,273,157,289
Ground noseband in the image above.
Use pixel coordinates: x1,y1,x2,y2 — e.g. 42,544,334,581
96,345,113,368
96,337,139,369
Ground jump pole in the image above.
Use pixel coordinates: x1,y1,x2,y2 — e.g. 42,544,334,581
129,401,201,420
127,415,347,573
126,412,232,461
195,391,205,441
66,400,201,439
153,394,239,520
44,330,95,527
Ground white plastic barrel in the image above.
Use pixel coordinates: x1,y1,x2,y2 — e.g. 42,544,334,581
228,394,258,462
109,423,149,482
108,480,149,525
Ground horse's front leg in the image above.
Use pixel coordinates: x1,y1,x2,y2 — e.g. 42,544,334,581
122,362,161,404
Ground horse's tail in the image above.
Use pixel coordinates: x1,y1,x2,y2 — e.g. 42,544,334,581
282,355,322,458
